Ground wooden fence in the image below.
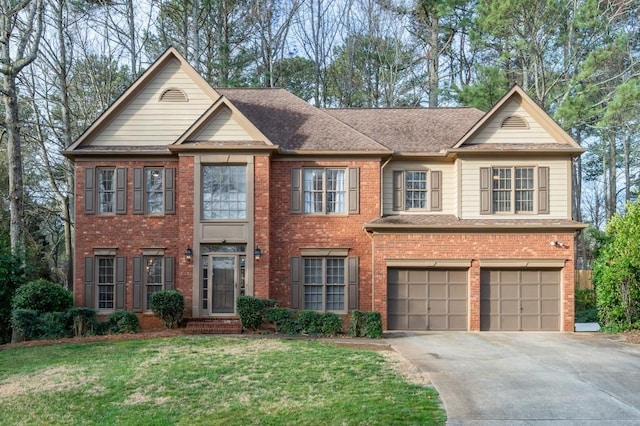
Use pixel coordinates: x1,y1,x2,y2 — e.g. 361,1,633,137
575,270,593,290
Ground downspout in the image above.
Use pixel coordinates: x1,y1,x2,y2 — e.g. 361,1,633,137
367,156,392,312
380,156,393,216
365,228,375,311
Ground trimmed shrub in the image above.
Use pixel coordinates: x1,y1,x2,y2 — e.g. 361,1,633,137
11,309,41,341
296,310,323,335
277,317,302,335
41,312,71,339
266,307,295,333
151,290,184,329
12,279,73,314
10,309,70,341
104,311,140,334
67,307,98,337
320,312,342,336
236,296,275,330
362,312,383,338
348,310,364,337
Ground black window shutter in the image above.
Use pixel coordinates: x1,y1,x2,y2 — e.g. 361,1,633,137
480,167,491,215
290,256,302,309
84,257,95,308
164,257,175,290
116,168,127,214
538,167,550,214
133,257,143,312
392,170,404,211
430,170,442,211
133,168,143,214
291,168,302,213
348,167,359,214
115,256,126,310
164,168,176,214
84,168,95,214
347,257,359,311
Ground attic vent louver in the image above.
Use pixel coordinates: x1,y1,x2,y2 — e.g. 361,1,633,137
501,115,529,129
160,88,188,102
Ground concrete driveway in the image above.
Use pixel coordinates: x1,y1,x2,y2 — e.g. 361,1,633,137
388,332,640,425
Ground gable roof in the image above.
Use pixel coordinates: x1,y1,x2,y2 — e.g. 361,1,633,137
65,47,220,155
325,108,484,154
171,95,276,152
216,88,391,154
451,85,584,154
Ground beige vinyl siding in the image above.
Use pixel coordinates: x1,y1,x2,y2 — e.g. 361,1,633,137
190,107,253,141
91,58,215,146
383,161,456,215
465,98,561,146
460,158,569,219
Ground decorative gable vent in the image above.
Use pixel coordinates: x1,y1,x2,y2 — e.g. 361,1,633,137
160,88,188,102
501,115,529,129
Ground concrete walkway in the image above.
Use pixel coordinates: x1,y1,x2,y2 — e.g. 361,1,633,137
387,332,640,425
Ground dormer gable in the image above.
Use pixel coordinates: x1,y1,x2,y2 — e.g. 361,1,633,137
171,96,275,151
451,85,584,154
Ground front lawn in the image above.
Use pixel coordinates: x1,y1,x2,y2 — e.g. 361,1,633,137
0,336,445,425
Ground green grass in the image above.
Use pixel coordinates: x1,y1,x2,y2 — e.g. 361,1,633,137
0,336,445,425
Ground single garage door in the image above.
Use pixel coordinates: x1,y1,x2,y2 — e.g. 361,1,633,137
388,269,468,330
480,269,560,331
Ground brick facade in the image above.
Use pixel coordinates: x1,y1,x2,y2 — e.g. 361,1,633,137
267,160,381,311
372,232,576,331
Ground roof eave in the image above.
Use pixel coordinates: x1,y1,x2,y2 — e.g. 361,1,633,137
63,149,173,159
169,144,279,152
364,222,588,232
447,147,586,156
277,149,391,156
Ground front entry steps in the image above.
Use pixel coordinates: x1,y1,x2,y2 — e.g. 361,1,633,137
184,317,242,334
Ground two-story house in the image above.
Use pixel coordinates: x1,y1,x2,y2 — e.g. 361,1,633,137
64,48,585,332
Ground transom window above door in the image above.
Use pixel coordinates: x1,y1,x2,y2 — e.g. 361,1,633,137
201,165,247,220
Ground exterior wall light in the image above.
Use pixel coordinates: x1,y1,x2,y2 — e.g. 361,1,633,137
185,247,193,261
254,246,262,261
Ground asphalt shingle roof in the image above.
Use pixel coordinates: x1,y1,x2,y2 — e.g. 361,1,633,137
325,108,485,153
365,215,586,230
216,88,390,153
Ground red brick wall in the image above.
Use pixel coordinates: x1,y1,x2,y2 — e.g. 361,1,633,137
267,160,381,311
254,156,270,298
373,232,576,331
74,158,193,320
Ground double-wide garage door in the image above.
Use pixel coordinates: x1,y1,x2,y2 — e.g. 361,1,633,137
388,269,468,330
480,269,560,331
387,267,561,331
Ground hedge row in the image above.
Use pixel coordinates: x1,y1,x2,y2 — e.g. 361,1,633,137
236,296,383,338
11,308,140,341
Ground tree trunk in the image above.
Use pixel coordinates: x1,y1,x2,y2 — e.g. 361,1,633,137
607,133,617,219
427,16,439,108
2,75,26,253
